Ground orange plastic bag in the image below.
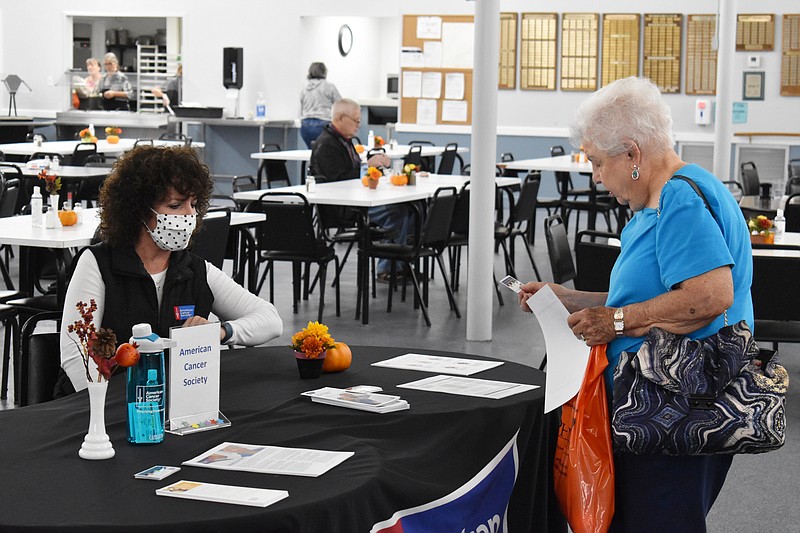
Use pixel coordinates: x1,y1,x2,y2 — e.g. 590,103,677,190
553,344,615,533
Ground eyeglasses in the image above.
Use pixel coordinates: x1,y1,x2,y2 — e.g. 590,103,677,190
344,115,361,126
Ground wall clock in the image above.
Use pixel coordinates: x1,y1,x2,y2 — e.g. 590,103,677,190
338,24,353,57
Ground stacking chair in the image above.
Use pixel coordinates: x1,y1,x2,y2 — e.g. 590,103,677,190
358,187,460,327
0,303,20,402
408,140,436,172
543,214,576,285
739,161,761,196
750,246,800,350
71,142,97,166
190,208,232,270
17,311,63,407
158,132,192,146
231,175,258,211
436,143,462,175
246,192,339,322
499,152,520,178
133,138,154,147
257,144,291,189
551,145,614,234
785,177,800,197
494,173,543,282
403,145,423,170
783,194,800,233
28,152,63,165
366,147,386,161
574,230,620,292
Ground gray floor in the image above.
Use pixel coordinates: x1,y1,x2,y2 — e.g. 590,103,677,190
1,211,797,531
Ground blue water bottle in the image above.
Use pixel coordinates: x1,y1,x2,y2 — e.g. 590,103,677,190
126,323,166,444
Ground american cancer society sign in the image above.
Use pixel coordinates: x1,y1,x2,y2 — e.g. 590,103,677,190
168,322,223,431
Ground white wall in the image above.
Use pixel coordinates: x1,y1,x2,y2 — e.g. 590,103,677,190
1,0,798,139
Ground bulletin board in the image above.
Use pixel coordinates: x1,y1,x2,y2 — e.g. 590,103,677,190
781,14,800,96
401,15,474,126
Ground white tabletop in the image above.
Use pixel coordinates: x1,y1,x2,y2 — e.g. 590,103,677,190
0,138,205,157
0,209,259,249
250,144,468,162
233,174,514,208
17,165,110,178
504,154,593,174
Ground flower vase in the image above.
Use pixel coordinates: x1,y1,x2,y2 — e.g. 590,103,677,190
79,381,115,460
751,232,774,245
368,179,379,190
50,194,60,209
294,351,326,379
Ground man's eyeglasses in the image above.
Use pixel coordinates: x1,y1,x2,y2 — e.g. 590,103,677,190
344,115,361,125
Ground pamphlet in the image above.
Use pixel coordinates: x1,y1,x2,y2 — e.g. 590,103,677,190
301,387,410,414
182,442,353,477
156,480,289,508
135,465,181,480
372,353,503,376
398,374,538,399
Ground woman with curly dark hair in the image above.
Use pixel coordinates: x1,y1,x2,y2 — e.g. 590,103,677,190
59,146,282,392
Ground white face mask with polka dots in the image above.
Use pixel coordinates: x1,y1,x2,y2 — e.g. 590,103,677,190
144,209,196,252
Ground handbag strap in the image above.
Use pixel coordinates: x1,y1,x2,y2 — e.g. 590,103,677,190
657,174,728,326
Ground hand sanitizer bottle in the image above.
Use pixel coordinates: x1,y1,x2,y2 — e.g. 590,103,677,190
774,209,786,243
30,187,43,228
126,323,166,444
367,130,375,149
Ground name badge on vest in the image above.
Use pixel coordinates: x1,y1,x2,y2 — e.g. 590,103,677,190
174,305,196,321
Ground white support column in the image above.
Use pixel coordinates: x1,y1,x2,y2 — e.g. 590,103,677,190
712,0,737,181
466,0,500,341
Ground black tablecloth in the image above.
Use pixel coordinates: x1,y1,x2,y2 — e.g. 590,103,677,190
0,346,565,532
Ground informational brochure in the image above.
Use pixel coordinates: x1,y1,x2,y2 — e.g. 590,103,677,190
156,480,289,508
398,375,538,399
301,387,409,414
135,465,181,481
182,442,353,477
372,353,503,376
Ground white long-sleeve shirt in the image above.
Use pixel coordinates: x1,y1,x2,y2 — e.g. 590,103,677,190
60,251,283,391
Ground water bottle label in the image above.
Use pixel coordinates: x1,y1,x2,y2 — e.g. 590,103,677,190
256,104,266,118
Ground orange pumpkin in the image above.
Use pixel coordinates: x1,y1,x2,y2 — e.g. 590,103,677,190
361,176,370,187
390,174,408,186
58,209,78,226
106,135,119,144
322,342,352,373
354,144,365,154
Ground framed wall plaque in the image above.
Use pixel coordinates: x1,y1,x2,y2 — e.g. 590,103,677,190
736,14,775,51
781,14,800,96
560,13,598,91
520,13,558,90
601,14,640,87
499,12,518,90
644,14,682,93
743,71,765,100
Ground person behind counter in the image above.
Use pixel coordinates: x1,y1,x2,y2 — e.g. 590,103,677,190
59,145,283,393
73,57,103,110
151,64,183,111
516,76,752,532
300,62,341,149
99,52,133,111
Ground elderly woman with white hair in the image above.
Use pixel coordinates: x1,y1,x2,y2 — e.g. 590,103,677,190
518,76,753,531
99,52,133,110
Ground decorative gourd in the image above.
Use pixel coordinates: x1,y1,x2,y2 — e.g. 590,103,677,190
106,135,120,144
322,342,352,373
57,210,78,226
390,174,408,186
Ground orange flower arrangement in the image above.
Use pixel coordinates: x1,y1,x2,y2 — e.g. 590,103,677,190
361,166,383,187
289,321,336,359
373,135,385,148
748,215,773,235
79,128,98,143
104,126,122,136
38,168,62,195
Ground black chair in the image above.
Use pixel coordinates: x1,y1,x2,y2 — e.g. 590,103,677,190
0,176,21,272
28,152,63,164
246,192,339,322
257,144,291,189
0,150,4,161
17,311,63,407
740,161,761,196
403,145,423,170
751,247,800,350
71,142,97,166
133,138,154,147
783,194,800,233
436,143,463,175
499,152,519,178
552,145,614,234
190,208,232,270
408,140,436,172
494,173,543,282
785,177,800,197
543,214,576,285
574,230,620,292
159,132,192,146
358,187,460,327
366,147,386,161
231,175,258,211
789,158,800,179
0,303,19,402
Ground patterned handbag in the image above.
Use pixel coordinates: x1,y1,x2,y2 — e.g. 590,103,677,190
612,320,788,455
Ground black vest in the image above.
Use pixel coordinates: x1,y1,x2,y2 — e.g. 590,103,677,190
89,243,214,344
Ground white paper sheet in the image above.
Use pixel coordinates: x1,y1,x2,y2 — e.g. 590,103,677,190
441,100,467,122
372,353,503,376
183,442,353,477
421,72,442,99
441,22,474,68
156,480,289,508
400,48,424,68
398,375,538,399
402,71,422,98
417,16,442,39
444,72,465,100
525,285,590,413
423,41,443,68
416,99,438,125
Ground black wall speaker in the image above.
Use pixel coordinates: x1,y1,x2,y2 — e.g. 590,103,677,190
223,47,243,89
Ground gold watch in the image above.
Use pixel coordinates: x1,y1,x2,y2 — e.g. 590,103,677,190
614,308,625,337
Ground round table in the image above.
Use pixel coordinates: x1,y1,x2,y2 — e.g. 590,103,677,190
0,345,564,532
